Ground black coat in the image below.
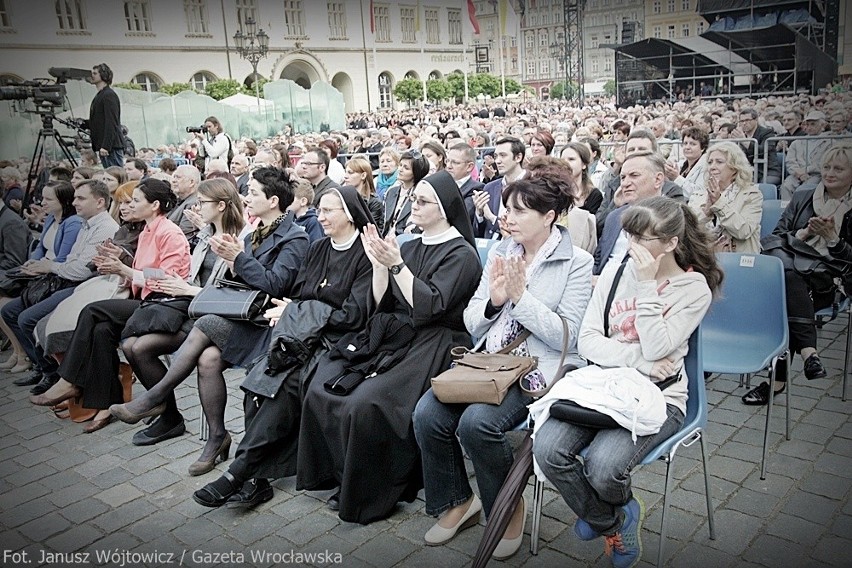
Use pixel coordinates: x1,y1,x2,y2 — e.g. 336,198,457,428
87,86,125,152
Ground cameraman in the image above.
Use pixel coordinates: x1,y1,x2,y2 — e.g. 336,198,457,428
193,116,231,170
86,63,125,168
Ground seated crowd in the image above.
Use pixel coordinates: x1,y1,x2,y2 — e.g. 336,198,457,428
0,91,850,568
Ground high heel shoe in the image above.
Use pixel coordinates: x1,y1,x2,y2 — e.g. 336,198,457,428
30,385,81,407
9,357,32,374
109,401,167,424
188,433,232,476
0,353,19,370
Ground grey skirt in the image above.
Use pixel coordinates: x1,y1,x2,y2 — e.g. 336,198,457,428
193,314,234,350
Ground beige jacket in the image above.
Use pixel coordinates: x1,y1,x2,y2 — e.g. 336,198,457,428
688,183,763,253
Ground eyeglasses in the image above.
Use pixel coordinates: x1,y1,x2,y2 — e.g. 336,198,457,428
446,159,471,167
299,161,321,166
408,194,439,207
317,207,343,216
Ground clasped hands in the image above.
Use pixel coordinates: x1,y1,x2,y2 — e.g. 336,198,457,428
489,256,527,307
20,258,53,275
93,240,128,277
360,224,402,269
800,215,839,242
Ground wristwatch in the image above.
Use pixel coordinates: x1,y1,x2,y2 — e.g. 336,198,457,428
389,262,405,275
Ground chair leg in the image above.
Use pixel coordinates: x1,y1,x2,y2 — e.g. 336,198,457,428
656,455,676,568
844,311,851,402
530,477,544,555
699,434,716,540
784,353,791,442
761,357,779,480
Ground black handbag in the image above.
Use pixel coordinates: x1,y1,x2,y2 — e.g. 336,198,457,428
121,294,192,339
187,278,271,325
21,273,74,309
0,267,38,297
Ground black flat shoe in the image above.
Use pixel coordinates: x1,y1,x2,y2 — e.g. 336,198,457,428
327,489,341,511
804,353,828,380
742,381,786,406
226,479,273,509
131,418,186,446
193,473,238,508
30,374,59,395
13,372,42,387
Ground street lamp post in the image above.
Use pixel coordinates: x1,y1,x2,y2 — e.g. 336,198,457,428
233,17,269,109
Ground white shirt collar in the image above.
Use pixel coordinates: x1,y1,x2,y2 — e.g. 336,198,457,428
331,229,359,251
455,175,470,188
421,226,463,245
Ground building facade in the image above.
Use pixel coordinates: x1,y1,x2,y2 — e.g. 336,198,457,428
0,0,476,112
644,0,705,43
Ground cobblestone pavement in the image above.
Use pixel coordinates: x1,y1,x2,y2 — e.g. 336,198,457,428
0,319,850,568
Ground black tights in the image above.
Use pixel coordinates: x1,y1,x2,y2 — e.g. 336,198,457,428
121,332,186,426
124,328,231,459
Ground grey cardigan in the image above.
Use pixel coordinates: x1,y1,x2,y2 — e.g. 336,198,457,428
463,225,593,380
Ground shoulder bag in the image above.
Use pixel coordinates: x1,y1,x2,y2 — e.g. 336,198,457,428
187,278,271,325
21,273,74,309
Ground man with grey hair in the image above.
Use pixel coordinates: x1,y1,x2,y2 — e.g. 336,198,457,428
446,143,484,227
230,154,251,195
168,164,200,241
594,151,666,275
779,111,832,199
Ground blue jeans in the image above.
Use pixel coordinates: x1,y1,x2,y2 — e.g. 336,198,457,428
1,288,76,376
100,148,124,168
532,404,684,535
413,384,532,518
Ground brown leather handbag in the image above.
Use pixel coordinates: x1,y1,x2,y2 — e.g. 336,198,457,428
53,362,135,423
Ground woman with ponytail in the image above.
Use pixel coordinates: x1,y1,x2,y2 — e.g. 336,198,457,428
30,178,192,433
530,196,721,568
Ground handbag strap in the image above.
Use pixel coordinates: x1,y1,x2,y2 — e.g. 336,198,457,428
494,329,532,354
519,316,574,398
603,255,630,338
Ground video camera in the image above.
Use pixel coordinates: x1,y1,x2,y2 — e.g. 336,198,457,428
0,67,90,109
186,125,207,134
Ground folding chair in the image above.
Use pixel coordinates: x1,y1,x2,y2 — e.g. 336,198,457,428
474,238,499,267
757,183,779,201
760,199,786,238
815,297,851,402
702,253,789,479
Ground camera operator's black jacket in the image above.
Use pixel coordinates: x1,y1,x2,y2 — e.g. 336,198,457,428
87,86,125,153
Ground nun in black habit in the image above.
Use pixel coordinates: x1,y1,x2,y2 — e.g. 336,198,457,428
193,186,375,509
296,170,482,524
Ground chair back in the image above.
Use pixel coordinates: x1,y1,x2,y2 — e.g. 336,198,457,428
640,327,704,464
475,238,499,267
702,253,789,374
760,200,785,238
757,183,779,201
396,233,419,247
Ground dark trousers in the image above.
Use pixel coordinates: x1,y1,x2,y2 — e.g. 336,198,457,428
785,269,834,354
58,298,140,409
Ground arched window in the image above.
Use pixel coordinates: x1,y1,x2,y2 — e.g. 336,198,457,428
191,71,216,91
378,72,393,109
132,72,161,92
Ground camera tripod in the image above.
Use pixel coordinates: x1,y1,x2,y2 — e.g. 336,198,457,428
25,110,79,198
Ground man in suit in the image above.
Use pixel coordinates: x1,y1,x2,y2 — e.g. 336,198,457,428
296,150,340,207
736,107,782,184
230,154,251,196
472,137,526,239
593,151,665,276
446,143,484,230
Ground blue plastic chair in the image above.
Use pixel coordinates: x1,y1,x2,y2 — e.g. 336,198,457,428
815,297,851,401
395,233,419,247
474,238,499,267
757,183,779,201
760,199,786,238
702,253,790,479
529,329,715,567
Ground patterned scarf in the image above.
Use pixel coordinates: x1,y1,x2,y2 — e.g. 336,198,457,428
485,225,563,392
250,214,286,252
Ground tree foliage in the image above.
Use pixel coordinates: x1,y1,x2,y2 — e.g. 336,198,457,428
426,78,453,103
160,82,193,96
113,82,142,91
549,80,579,100
445,72,467,101
468,73,501,98
241,77,269,97
504,78,523,95
393,77,424,105
603,79,616,97
204,79,242,101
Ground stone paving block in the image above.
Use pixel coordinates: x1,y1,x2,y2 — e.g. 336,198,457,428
57,497,111,524
172,515,227,547
393,542,470,568
725,487,782,518
766,512,826,545
800,408,848,431
716,440,763,463
742,533,815,568
276,513,340,547
545,523,603,564
73,454,124,478
799,471,850,500
125,510,186,542
702,509,762,557
46,481,102,508
681,472,740,503
668,541,739,568
90,497,159,531
17,511,71,542
763,452,816,481
814,452,852,478
4,498,53,528
89,465,136,489
128,467,182,494
740,470,797,498
0,443,27,463
93,482,144,508
6,461,58,486
39,468,88,492
827,436,852,457
782,490,841,525
702,455,755,485
43,523,105,552
386,514,435,546
122,452,171,476
227,511,285,546
350,534,419,567
811,534,852,567
775,437,828,461
644,504,704,542
13,445,60,468
268,493,324,524
0,480,49,510
15,420,64,441
0,529,27,553
829,513,852,538
86,531,142,558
